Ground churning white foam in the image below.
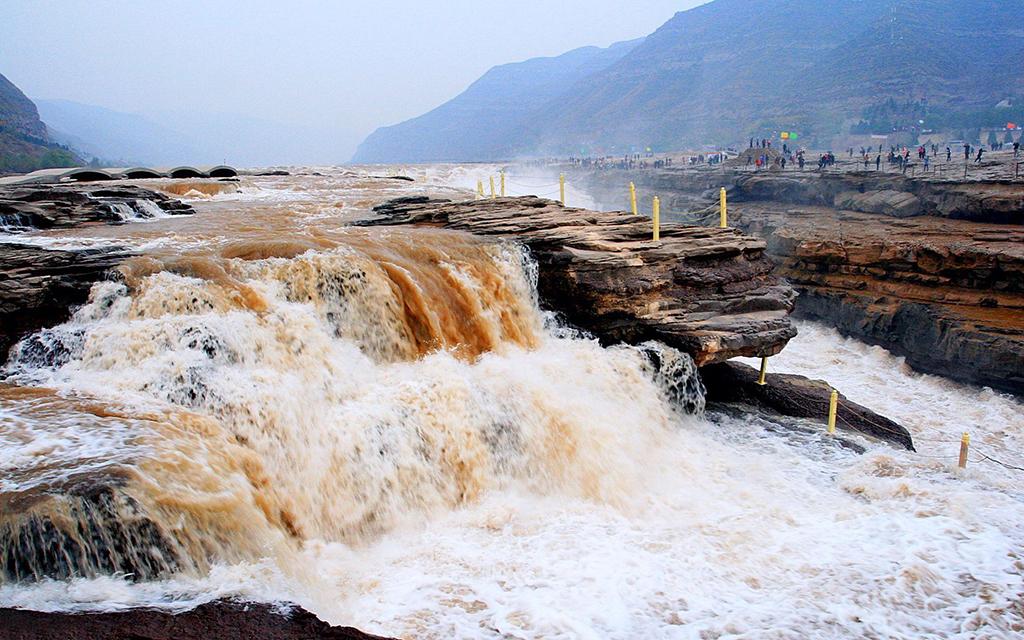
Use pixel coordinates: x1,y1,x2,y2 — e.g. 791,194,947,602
2,172,1022,639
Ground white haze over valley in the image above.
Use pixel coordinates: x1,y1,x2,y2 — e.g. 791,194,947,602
0,0,702,165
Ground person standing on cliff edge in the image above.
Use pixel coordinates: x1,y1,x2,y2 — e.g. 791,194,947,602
875,154,881,170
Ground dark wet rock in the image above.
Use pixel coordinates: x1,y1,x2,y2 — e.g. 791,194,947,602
0,243,132,358
701,360,914,450
0,600,393,640
371,175,415,181
362,196,796,365
0,184,193,231
0,479,181,583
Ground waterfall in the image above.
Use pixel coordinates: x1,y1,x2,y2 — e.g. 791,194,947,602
1,228,704,582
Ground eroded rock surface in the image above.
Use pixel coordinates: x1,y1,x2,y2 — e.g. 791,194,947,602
570,166,1024,394
362,196,796,365
729,203,1024,395
0,243,131,357
702,361,914,450
0,600,394,640
0,184,194,231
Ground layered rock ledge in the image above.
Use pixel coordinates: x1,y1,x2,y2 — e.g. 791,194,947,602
0,183,194,231
569,167,1024,395
0,600,394,640
362,196,797,365
725,203,1024,394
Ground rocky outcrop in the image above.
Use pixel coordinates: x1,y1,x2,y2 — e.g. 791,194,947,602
569,166,1024,394
0,243,131,357
702,361,914,450
0,184,194,231
0,600,393,640
573,166,1024,224
361,196,796,365
731,171,1024,224
729,203,1024,395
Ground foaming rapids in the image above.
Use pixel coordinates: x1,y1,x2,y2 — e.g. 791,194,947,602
0,228,702,586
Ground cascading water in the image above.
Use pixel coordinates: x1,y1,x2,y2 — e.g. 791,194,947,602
1,167,1021,639
1,225,705,587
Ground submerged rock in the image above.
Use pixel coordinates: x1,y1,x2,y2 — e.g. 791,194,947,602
0,600,393,640
362,196,796,365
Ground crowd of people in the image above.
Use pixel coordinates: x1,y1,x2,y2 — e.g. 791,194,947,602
556,135,1021,175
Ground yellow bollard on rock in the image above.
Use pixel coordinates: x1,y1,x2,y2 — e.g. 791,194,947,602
652,196,660,241
477,179,484,198
559,173,566,205
827,389,838,435
757,356,768,385
958,432,970,469
500,172,506,197
630,181,637,215
719,187,728,228
489,176,496,199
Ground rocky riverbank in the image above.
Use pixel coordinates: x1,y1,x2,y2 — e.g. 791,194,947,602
568,166,1024,395
0,183,194,231
0,600,395,640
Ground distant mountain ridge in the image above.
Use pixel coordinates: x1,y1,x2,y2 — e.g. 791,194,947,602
35,99,359,168
0,73,79,173
37,100,203,166
355,0,1024,161
351,39,642,163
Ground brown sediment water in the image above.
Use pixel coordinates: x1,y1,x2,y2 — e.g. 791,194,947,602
2,167,1023,639
0,168,565,581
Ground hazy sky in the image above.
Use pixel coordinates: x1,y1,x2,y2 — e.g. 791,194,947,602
1,1,706,160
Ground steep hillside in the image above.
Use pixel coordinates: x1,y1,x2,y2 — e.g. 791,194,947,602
0,73,79,173
351,39,640,163
356,0,1024,160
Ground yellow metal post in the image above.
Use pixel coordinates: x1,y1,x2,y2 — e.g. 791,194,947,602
958,432,970,469
629,181,637,215
477,180,484,197
652,196,660,241
757,356,768,385
827,389,838,435
500,172,506,197
559,174,566,205
489,176,496,199
719,187,728,228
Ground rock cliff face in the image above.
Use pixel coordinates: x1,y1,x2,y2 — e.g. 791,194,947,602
572,167,1024,394
362,196,796,365
0,600,394,640
732,203,1024,395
